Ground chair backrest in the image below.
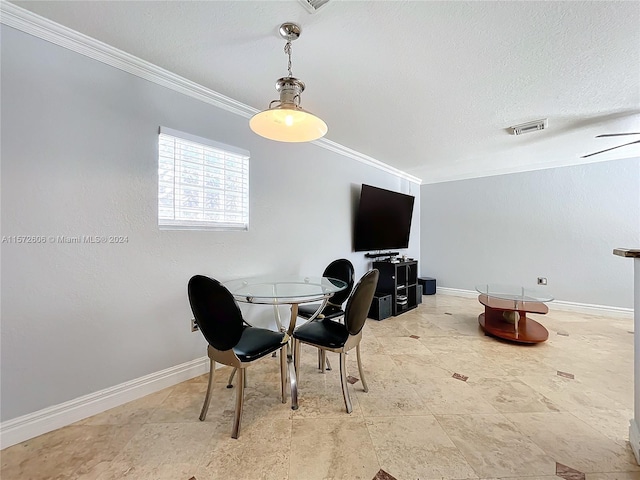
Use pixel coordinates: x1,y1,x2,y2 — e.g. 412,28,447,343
187,275,244,351
323,258,355,306
344,269,379,336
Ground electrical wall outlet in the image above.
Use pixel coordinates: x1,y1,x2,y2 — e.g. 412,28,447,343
537,277,547,285
191,318,199,332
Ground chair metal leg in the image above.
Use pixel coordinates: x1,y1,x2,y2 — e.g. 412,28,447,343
226,367,247,388
199,358,215,421
280,346,287,403
294,339,301,383
317,349,331,372
339,352,353,414
227,367,236,388
231,368,245,439
356,343,368,393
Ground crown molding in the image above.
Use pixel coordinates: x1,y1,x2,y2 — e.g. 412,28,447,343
317,137,422,184
0,2,422,185
0,1,253,117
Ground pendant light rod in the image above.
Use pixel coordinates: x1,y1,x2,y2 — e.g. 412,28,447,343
249,22,328,143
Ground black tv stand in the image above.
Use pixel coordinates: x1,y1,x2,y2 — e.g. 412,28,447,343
364,251,399,259
373,259,419,316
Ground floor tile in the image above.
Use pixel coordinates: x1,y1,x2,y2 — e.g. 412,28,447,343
74,461,197,480
505,412,640,473
389,353,455,384
466,376,561,413
435,413,557,477
1,424,142,480
198,415,291,480
355,383,432,417
517,374,629,414
376,335,434,355
112,422,219,467
289,416,380,480
413,377,500,414
366,415,479,479
585,473,640,479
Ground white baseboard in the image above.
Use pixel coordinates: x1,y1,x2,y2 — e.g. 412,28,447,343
436,287,477,299
630,419,640,465
550,299,634,317
437,287,633,318
0,356,209,449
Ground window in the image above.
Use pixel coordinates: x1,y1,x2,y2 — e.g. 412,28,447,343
158,127,249,230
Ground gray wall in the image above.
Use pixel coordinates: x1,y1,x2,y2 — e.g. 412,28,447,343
420,158,640,308
0,26,420,421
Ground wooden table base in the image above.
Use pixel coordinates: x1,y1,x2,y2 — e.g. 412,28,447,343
478,294,549,344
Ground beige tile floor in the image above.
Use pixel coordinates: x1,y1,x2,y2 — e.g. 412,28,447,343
2,294,639,480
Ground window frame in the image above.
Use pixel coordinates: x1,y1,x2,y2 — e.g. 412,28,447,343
158,126,250,231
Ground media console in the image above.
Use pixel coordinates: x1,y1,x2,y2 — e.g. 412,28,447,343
373,259,419,316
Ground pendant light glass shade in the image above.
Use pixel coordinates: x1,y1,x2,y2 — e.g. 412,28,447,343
250,23,327,143
250,105,328,142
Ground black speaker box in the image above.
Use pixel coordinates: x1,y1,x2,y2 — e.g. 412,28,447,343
369,293,392,321
418,277,436,295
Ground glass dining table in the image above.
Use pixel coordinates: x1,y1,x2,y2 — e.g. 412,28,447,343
223,275,348,409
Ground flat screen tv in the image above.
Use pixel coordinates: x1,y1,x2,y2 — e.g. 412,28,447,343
353,184,415,252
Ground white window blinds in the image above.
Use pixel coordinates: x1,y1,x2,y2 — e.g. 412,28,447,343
158,127,249,230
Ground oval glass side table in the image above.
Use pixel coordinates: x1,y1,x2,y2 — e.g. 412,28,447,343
475,284,554,344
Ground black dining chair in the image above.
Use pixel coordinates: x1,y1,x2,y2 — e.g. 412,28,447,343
297,258,355,372
187,275,288,439
297,258,355,322
293,269,379,413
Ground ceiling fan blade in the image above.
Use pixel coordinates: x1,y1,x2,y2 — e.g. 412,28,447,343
595,133,640,138
581,139,640,158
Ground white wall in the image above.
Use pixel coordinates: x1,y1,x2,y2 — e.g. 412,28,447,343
0,26,420,422
420,158,640,308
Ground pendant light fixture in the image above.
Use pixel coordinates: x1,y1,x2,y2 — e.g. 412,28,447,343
250,22,328,143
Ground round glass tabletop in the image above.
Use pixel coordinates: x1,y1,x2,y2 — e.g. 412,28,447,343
475,284,554,303
224,275,347,304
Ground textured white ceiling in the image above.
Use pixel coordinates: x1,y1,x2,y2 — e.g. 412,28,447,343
9,0,640,183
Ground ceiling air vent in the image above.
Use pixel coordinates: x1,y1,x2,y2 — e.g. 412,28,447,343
298,0,331,13
509,118,548,135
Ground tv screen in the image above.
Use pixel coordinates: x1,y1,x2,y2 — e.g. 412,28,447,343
353,184,415,252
